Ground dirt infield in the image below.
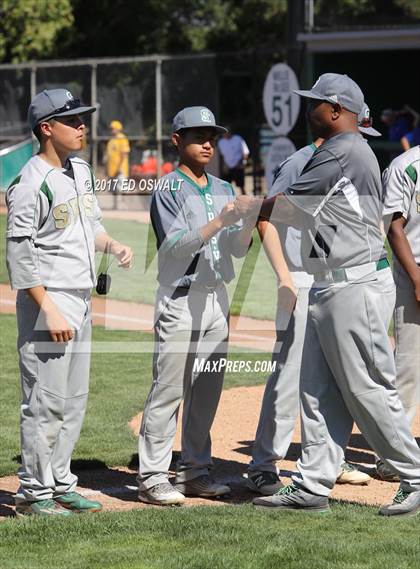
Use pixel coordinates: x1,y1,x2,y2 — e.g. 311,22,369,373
1,383,418,519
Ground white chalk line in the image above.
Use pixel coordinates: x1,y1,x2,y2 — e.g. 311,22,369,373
1,298,274,345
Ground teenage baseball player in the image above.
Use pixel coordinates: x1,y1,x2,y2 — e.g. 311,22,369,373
6,89,133,517
238,73,420,517
382,145,420,437
138,107,254,506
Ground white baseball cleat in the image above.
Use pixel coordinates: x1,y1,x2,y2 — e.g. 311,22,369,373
336,462,371,486
138,482,185,506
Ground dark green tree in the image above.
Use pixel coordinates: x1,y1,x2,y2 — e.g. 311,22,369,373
0,0,74,63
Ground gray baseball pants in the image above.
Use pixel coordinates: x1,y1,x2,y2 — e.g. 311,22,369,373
248,285,309,473
138,283,229,490
15,288,91,504
292,271,420,496
394,263,420,428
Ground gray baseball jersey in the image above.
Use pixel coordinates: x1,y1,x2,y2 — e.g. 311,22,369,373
151,168,245,288
284,132,386,274
6,154,104,504
280,133,420,498
139,166,247,492
382,145,420,262
269,143,316,275
6,155,105,289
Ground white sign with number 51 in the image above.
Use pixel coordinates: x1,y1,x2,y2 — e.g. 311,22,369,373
263,63,300,135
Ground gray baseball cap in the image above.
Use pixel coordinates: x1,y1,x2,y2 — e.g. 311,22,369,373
28,89,96,130
294,73,364,115
172,106,227,134
358,103,381,137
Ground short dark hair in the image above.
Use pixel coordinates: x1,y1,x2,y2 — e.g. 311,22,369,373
32,124,42,142
32,119,55,143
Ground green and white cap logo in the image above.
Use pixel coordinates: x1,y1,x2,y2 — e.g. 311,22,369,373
200,108,212,123
172,106,228,134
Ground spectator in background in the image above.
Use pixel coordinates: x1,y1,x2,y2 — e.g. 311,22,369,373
401,107,420,151
105,120,130,187
218,130,250,195
380,106,418,147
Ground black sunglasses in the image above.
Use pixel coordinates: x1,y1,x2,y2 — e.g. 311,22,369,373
40,98,82,122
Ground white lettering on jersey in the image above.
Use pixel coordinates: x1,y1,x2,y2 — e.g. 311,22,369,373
312,176,362,219
341,180,363,220
205,193,213,206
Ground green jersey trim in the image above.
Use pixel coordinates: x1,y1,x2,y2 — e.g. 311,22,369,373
310,142,318,152
7,175,21,190
175,168,211,194
162,229,188,252
40,180,53,207
174,168,222,278
405,163,418,185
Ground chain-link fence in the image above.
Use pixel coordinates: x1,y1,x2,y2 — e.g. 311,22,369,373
0,52,311,204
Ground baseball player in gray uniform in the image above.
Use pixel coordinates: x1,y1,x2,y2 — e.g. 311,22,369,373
382,145,420,433
138,107,254,506
247,104,382,495
6,89,133,517
241,73,420,517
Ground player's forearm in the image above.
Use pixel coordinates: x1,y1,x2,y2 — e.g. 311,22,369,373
259,195,300,227
25,285,54,311
171,217,223,258
95,231,115,253
199,216,225,243
168,215,228,259
388,222,419,284
230,219,255,258
257,220,293,285
25,285,74,342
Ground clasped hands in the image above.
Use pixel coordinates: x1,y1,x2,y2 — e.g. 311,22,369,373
219,195,262,227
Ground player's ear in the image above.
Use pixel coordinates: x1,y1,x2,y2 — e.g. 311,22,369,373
39,120,53,138
172,133,180,148
331,103,342,120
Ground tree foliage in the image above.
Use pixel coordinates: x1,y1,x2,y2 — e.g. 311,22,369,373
0,0,73,63
315,0,420,27
0,0,419,63
53,0,288,59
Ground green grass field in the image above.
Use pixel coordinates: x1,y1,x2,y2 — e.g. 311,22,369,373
0,504,419,569
0,314,268,477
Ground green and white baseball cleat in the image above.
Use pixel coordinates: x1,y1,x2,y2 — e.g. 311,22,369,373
16,498,74,517
55,492,103,513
